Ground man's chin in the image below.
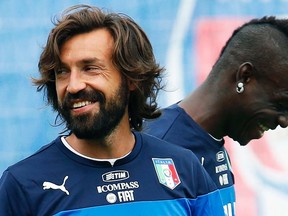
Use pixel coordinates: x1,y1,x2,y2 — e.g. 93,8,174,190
72,130,93,140
239,141,249,146
232,137,249,146
72,127,112,140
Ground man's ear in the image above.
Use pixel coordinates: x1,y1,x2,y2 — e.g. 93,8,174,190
236,62,254,84
128,80,137,91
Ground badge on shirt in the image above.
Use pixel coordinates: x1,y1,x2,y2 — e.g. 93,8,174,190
152,158,181,190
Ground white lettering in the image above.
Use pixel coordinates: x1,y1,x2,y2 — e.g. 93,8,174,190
118,190,135,202
102,170,130,182
97,181,139,193
215,164,228,173
216,151,225,162
223,202,235,216
219,174,229,186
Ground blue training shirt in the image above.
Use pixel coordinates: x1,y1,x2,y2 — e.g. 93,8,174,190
0,131,224,215
144,104,236,216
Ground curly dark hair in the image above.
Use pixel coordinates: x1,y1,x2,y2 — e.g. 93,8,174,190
206,16,288,82
219,16,288,57
33,5,165,131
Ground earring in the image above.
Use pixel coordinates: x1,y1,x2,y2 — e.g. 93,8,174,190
236,82,244,94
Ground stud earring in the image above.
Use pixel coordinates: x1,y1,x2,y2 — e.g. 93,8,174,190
236,82,244,94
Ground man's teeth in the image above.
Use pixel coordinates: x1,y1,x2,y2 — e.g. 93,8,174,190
258,123,269,132
72,101,92,108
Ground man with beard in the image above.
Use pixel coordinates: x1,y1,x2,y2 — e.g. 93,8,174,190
144,16,288,216
0,5,224,216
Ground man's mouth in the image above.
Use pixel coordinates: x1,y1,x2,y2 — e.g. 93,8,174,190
72,101,93,109
258,123,270,132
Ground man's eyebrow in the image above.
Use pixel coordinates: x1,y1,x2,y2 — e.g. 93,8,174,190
274,89,288,96
57,58,103,68
80,57,102,65
274,90,288,104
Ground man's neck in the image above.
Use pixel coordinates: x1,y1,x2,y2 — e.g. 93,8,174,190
179,85,225,140
65,128,135,159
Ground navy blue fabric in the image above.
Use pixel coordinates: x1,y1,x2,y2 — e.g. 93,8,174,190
144,104,235,216
0,132,224,215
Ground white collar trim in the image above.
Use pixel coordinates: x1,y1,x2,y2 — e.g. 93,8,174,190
60,136,130,166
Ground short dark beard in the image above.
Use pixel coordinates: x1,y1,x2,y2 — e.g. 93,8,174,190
59,78,129,140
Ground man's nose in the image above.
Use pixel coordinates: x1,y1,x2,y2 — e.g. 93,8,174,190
66,71,86,94
278,115,288,128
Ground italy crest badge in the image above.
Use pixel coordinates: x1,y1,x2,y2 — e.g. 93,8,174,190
152,158,181,190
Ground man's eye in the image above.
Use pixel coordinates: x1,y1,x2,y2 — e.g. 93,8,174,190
277,103,288,112
85,66,98,71
84,66,103,75
55,68,67,75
